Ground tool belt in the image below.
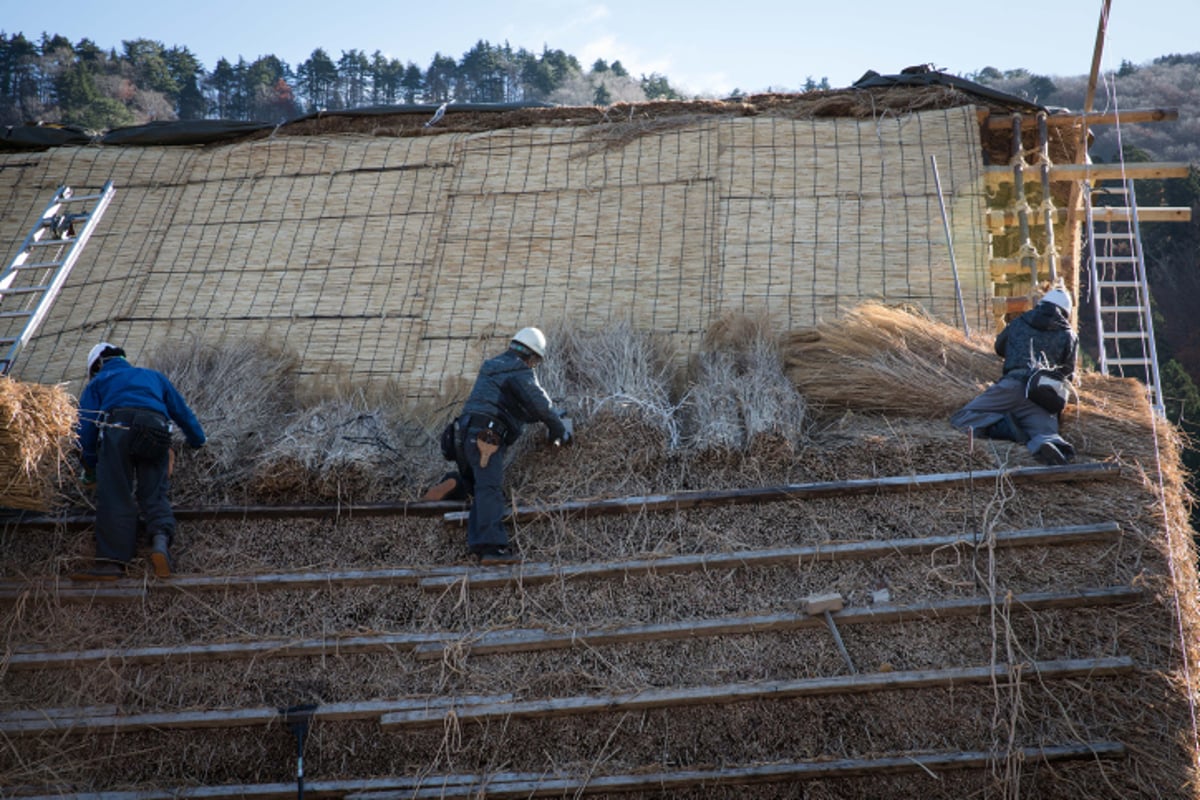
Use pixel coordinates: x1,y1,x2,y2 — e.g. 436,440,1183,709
458,413,507,468
109,407,173,461
461,413,509,441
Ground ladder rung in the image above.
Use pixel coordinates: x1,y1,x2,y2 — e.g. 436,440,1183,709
1093,256,1139,264
1100,305,1149,313
0,285,50,295
26,238,73,248
0,338,18,346
1091,233,1131,240
11,261,63,270
1108,358,1153,366
1096,281,1143,289
0,310,35,319
57,192,105,204
1104,331,1149,339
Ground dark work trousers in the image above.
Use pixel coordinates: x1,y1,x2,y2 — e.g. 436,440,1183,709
950,374,1070,456
95,410,174,564
464,426,509,552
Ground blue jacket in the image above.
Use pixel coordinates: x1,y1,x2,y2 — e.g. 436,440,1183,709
77,358,207,468
462,349,566,444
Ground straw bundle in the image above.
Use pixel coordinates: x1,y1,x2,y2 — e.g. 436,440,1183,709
0,378,76,511
781,302,995,416
540,319,681,448
248,394,440,502
684,312,807,452
146,338,301,504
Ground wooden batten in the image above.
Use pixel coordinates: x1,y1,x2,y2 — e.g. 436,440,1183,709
983,107,1179,130
988,206,1192,233
985,161,1192,187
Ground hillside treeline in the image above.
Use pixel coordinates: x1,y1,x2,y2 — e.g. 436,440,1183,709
0,32,683,130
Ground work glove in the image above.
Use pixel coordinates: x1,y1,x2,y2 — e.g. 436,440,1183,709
553,416,575,446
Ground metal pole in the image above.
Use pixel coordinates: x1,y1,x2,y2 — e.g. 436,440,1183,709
823,610,857,674
930,155,970,337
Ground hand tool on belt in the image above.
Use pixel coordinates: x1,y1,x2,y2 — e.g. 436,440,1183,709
461,414,507,468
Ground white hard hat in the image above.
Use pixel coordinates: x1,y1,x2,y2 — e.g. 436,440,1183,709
511,327,547,358
1041,287,1072,314
87,342,118,376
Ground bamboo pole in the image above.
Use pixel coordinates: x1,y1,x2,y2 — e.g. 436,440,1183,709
441,463,1121,526
419,521,1122,592
379,657,1134,728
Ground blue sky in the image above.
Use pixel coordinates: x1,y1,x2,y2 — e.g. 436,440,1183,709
5,0,1197,96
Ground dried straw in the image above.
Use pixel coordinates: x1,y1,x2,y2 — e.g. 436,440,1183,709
0,378,76,511
781,302,995,416
684,311,808,452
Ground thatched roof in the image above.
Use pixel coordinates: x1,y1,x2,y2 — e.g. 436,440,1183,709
1,307,1196,797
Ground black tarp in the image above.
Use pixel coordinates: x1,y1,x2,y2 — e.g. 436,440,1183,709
99,119,275,146
0,124,94,151
852,67,1045,113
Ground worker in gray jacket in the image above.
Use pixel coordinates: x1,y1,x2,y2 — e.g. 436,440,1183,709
950,286,1077,465
436,327,571,564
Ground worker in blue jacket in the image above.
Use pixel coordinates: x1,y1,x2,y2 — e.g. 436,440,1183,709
429,327,571,564
74,342,206,579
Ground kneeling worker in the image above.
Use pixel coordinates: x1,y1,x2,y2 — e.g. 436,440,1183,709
950,285,1077,464
431,327,571,564
74,342,207,579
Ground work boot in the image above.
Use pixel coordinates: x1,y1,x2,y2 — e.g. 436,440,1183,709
422,472,461,501
150,533,174,578
70,561,125,581
1034,441,1068,466
476,546,522,566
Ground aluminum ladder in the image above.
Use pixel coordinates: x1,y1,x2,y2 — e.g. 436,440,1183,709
0,182,116,375
1085,179,1164,416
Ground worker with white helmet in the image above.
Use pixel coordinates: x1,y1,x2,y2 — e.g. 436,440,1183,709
950,284,1078,464
428,326,572,564
74,342,207,580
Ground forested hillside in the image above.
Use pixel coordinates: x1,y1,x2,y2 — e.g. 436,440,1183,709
0,33,684,129
1,30,1197,496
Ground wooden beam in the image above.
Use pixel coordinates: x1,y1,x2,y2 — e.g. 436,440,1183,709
0,694,513,738
4,498,469,530
9,745,1124,800
6,585,1139,672
987,206,1191,232
4,630,458,671
418,521,1122,592
1087,206,1192,223
990,256,1048,281
0,585,144,603
5,773,553,800
442,463,1121,526
411,585,1142,661
0,564,472,603
993,296,1034,316
379,656,1134,729
351,744,1126,799
983,107,1177,130
985,162,1192,187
